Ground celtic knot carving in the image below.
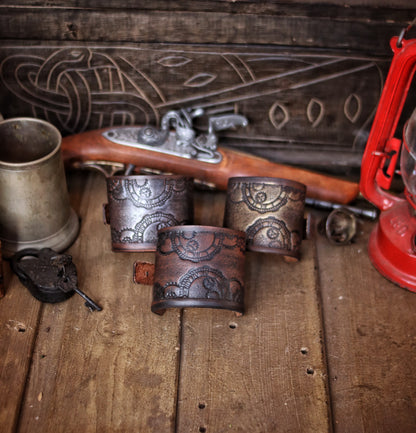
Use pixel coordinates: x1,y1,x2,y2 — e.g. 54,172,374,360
0,44,383,159
0,48,160,134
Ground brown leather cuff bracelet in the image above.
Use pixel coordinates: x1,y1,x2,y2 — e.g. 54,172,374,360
224,176,306,259
139,225,247,316
104,175,194,252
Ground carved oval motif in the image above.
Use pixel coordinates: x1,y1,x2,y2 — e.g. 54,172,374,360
306,98,324,128
157,55,192,68
344,93,362,123
269,101,290,130
184,73,217,88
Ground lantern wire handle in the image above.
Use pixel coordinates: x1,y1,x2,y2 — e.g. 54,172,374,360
397,17,416,48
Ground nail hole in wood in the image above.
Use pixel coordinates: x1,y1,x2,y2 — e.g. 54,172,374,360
229,322,237,329
300,347,308,355
306,367,315,375
198,403,206,409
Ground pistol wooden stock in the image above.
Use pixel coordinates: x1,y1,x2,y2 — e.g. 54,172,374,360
61,128,359,204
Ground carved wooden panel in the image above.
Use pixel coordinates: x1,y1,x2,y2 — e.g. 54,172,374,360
0,43,392,171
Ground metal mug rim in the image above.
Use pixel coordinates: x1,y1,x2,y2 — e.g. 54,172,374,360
0,117,62,169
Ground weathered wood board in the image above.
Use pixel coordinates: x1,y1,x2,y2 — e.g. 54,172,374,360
0,172,332,433
1,3,416,432
315,215,416,433
1,173,416,432
0,2,415,172
0,271,42,433
175,191,331,432
2,173,182,433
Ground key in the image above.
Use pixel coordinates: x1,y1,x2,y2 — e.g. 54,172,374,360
10,248,102,311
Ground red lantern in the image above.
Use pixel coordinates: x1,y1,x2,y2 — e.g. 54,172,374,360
360,28,416,292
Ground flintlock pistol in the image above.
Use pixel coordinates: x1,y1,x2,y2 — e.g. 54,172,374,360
61,108,359,204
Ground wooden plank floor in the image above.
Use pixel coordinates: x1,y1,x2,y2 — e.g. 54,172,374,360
1,171,415,433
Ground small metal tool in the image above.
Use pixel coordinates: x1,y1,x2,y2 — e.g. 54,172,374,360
305,197,378,220
10,248,102,311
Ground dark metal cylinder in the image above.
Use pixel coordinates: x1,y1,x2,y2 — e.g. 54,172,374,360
105,174,194,252
0,118,79,257
223,176,306,258
152,225,246,315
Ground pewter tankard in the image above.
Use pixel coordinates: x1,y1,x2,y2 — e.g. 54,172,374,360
0,118,79,257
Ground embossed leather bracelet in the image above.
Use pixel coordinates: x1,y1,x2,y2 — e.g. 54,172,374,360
104,174,194,252
224,176,306,259
151,225,246,315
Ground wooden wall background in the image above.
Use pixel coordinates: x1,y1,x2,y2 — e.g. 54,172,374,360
0,1,415,174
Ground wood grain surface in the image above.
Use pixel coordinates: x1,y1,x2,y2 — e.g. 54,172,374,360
316,217,416,433
2,173,182,433
0,269,41,433
1,171,415,432
0,2,414,174
1,3,416,432
177,192,331,432
0,3,412,52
